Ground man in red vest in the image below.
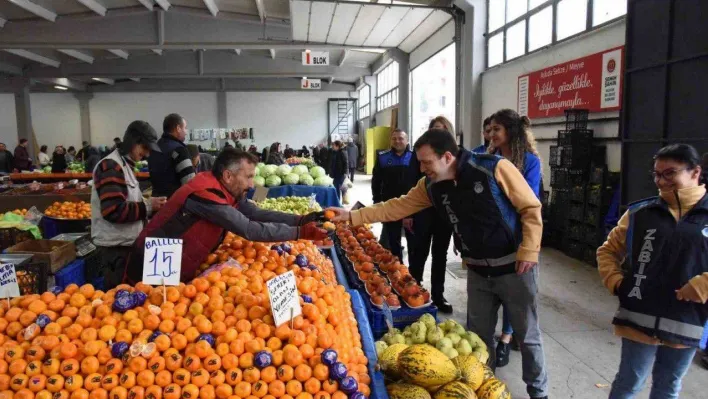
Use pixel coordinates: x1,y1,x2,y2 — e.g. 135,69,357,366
125,149,328,283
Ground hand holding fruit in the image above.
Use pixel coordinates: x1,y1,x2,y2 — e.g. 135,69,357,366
299,222,329,240
325,207,350,222
299,210,326,225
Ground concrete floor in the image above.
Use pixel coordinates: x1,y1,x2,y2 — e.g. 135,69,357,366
345,174,706,399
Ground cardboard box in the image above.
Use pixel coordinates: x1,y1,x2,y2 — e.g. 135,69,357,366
6,239,77,273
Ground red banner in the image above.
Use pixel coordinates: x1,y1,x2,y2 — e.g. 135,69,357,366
517,46,624,119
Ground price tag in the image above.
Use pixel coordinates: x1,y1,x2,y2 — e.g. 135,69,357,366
0,263,20,300
266,271,302,327
382,301,394,332
252,187,269,202
142,238,182,286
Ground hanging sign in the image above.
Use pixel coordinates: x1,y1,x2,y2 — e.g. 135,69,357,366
302,51,330,66
301,79,322,90
267,271,302,327
0,263,20,300
142,238,183,286
517,46,624,119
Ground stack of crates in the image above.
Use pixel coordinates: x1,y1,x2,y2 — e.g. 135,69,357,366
546,109,616,265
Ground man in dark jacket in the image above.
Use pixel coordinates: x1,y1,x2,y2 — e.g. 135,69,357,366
148,113,196,198
330,141,348,201
371,129,419,262
345,141,359,182
13,139,32,171
0,143,14,173
319,144,331,174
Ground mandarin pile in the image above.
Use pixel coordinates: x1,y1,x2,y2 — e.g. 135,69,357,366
10,209,29,216
44,202,91,220
0,234,370,399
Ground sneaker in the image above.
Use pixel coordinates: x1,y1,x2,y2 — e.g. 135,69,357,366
495,341,510,368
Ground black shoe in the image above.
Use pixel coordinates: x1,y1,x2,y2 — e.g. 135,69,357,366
510,334,520,351
433,296,453,313
495,341,510,368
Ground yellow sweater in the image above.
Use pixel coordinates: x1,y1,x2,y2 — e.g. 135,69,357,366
597,184,708,347
350,158,543,263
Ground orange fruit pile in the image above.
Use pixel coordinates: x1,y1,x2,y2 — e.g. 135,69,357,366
0,234,370,399
44,202,91,220
11,209,29,216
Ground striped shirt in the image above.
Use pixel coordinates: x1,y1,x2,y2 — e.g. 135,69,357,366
94,157,147,223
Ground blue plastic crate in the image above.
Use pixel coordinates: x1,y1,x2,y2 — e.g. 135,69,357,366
358,287,438,339
54,258,86,288
349,289,388,399
91,276,105,291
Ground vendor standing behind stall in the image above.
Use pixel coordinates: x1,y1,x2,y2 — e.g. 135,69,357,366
91,121,167,289
125,149,329,284
149,113,196,198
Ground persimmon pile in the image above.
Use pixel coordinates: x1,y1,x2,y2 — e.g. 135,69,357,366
44,201,91,220
0,234,371,399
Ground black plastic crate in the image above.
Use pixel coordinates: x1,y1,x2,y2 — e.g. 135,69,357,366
560,145,593,169
16,262,48,295
0,228,34,252
568,222,585,241
583,246,598,267
571,185,586,202
585,206,602,226
564,109,589,130
549,146,561,167
564,240,585,259
551,168,586,188
589,166,606,185
557,129,593,147
569,204,584,222
82,250,103,282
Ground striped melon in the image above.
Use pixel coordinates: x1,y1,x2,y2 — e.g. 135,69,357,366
433,381,478,399
475,378,511,399
481,365,495,383
379,343,409,379
387,383,433,399
452,355,485,390
398,344,460,388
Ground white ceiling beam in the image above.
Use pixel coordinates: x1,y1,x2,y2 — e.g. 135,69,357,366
91,77,114,85
234,49,241,55
154,0,170,11
0,17,6,28
57,49,94,64
4,49,60,67
129,78,141,82
202,0,218,16
107,49,129,59
135,0,153,10
339,49,350,66
7,0,57,22
152,49,163,55
255,0,266,24
269,49,276,59
76,0,107,16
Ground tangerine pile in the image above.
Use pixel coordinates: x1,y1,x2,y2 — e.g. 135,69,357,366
10,209,29,216
44,202,91,220
0,234,370,399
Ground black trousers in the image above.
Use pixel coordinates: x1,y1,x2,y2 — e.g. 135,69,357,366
408,208,451,297
381,220,414,263
349,168,356,182
97,245,132,290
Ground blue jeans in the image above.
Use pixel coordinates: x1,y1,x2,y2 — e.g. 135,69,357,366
502,306,514,335
609,338,696,399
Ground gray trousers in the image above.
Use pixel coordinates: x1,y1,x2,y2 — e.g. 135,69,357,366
466,267,548,398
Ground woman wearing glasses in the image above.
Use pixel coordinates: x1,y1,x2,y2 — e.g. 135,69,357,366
598,143,708,399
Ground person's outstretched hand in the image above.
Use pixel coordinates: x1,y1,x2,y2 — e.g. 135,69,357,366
324,207,350,223
299,211,326,226
299,222,329,241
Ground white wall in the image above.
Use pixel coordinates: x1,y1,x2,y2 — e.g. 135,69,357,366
481,19,626,182
30,94,82,151
90,92,218,145
226,91,350,149
0,94,18,147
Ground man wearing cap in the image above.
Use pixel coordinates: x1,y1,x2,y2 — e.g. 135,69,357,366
91,120,168,290
187,144,215,173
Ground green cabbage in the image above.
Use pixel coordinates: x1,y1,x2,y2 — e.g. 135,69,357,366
265,175,282,187
277,164,292,177
253,176,265,187
299,174,314,186
314,176,333,187
261,165,278,178
283,173,300,185
292,165,309,175
309,166,326,178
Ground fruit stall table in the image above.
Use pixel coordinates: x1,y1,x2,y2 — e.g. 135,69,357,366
8,171,151,182
0,184,92,214
247,185,342,208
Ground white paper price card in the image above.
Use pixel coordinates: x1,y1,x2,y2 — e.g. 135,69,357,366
0,263,20,299
267,271,302,327
142,238,183,286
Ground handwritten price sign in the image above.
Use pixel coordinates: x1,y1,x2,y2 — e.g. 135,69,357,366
267,271,302,327
0,263,20,299
142,238,183,286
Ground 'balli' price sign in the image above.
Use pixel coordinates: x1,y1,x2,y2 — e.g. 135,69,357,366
267,270,302,327
142,238,183,286
0,263,20,301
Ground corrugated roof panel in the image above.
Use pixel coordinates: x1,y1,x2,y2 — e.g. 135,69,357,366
307,1,336,42
380,7,432,47
362,6,410,47
344,4,386,46
325,3,361,44
290,0,310,41
398,10,451,52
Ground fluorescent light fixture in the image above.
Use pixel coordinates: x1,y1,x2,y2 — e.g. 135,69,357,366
54,85,68,90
